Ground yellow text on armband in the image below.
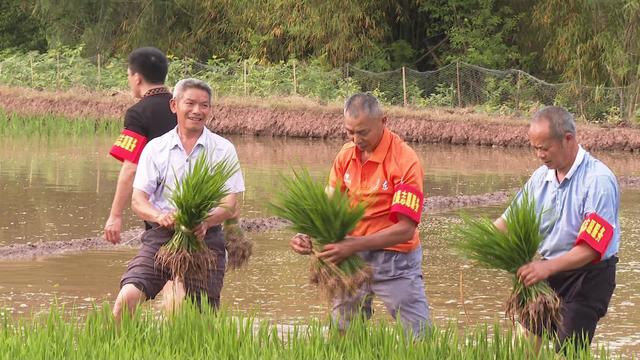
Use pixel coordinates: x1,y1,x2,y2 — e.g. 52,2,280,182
579,218,607,242
392,190,420,213
114,134,138,152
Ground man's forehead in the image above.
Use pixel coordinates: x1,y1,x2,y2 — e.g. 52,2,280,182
181,89,210,101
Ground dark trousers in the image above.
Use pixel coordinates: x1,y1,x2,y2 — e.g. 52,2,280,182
540,257,617,352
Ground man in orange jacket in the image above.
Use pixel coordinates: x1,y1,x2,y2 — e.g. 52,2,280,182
291,93,431,336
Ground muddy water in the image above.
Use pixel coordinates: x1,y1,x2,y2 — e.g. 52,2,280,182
1,134,639,356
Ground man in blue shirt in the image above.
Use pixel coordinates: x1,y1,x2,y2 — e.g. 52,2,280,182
496,106,619,351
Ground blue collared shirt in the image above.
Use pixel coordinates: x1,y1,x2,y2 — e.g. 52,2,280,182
504,146,620,260
133,126,245,212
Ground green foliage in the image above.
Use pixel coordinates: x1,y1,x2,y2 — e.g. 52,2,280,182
0,302,613,359
0,111,120,137
534,0,640,121
420,0,523,69
168,152,239,251
270,167,370,295
0,1,47,52
455,190,561,329
270,168,365,250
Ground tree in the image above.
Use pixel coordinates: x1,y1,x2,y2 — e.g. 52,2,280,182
0,1,46,51
534,0,640,120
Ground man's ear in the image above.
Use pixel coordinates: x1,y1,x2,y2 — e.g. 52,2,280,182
169,98,178,114
381,116,388,126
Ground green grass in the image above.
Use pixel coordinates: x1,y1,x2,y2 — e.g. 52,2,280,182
0,111,120,137
0,301,615,359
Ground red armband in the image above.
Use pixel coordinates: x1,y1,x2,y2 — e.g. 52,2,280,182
575,212,614,262
109,129,148,164
390,183,424,224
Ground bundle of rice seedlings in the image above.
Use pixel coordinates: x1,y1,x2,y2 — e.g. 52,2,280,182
156,151,239,287
270,168,371,300
224,218,253,271
455,190,561,333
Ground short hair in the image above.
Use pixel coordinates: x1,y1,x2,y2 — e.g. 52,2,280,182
172,78,212,102
531,106,576,139
344,93,383,119
127,47,168,84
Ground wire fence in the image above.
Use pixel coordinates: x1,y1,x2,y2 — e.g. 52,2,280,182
0,50,637,123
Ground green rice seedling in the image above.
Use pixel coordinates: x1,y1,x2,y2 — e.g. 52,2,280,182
0,111,120,137
0,301,616,359
270,168,371,300
156,151,239,287
455,190,561,336
224,218,253,271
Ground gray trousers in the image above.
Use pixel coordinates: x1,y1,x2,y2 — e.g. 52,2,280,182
332,247,431,336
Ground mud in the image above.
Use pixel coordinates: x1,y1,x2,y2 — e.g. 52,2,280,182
5,180,639,261
2,86,640,151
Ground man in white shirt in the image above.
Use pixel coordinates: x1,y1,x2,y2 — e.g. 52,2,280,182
112,78,245,319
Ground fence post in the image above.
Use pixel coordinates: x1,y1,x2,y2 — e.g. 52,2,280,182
97,54,102,90
243,60,248,96
293,61,298,95
30,55,34,88
515,71,521,111
56,52,60,90
456,61,462,107
402,66,408,107
578,53,584,117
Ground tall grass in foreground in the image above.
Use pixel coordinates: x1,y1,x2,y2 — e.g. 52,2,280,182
455,191,561,332
270,168,370,300
0,302,614,359
0,111,120,137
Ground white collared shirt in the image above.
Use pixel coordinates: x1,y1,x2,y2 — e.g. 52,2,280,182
133,126,245,212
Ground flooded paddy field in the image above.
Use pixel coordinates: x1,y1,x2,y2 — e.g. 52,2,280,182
1,134,639,356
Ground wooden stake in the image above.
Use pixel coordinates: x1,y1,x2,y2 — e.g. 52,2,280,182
456,61,462,107
402,66,408,107
243,60,248,96
293,61,298,95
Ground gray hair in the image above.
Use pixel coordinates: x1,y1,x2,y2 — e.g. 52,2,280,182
531,106,576,139
172,78,212,102
344,93,383,119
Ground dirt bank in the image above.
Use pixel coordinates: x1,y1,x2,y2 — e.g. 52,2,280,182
2,86,640,151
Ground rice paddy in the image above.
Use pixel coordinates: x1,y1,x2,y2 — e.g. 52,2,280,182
0,302,616,359
0,111,120,137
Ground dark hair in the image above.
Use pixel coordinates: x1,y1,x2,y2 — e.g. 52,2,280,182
127,47,168,84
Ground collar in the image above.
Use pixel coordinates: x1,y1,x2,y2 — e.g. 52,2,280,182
143,87,171,98
352,128,393,163
169,126,209,153
545,145,586,183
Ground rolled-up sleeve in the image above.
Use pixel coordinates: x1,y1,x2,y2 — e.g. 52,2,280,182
223,146,245,194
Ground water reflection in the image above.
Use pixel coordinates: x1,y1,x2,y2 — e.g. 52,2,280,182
1,135,639,356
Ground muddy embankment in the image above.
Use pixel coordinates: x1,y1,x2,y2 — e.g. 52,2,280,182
0,193,512,260
2,86,640,151
4,180,640,261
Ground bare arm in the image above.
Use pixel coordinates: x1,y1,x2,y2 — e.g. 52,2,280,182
104,161,137,243
318,215,417,264
204,193,238,227
494,216,507,233
517,244,598,286
131,189,174,227
496,214,598,286
191,193,238,240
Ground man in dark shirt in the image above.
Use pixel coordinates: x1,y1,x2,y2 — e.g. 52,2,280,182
104,47,177,244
